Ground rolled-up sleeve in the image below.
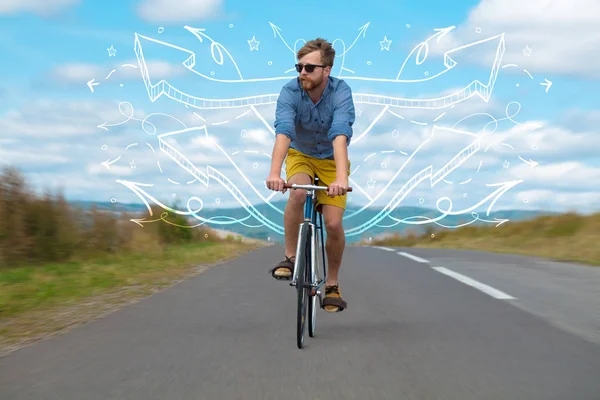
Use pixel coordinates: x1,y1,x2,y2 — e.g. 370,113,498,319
327,82,355,145
274,86,297,141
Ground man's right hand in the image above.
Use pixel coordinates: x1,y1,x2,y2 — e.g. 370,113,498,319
266,172,287,194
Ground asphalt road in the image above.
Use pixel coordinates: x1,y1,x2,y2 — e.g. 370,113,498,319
2,245,600,400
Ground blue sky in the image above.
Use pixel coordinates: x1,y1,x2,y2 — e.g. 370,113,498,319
1,0,599,237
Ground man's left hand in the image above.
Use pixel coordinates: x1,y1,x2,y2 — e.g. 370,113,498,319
328,178,349,198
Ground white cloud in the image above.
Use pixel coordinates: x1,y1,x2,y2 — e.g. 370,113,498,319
0,148,69,167
51,63,105,83
446,0,600,77
510,161,600,189
185,150,231,168
137,0,224,23
0,99,130,138
368,169,396,183
88,163,135,177
514,189,600,214
0,0,79,15
243,128,273,147
479,119,600,161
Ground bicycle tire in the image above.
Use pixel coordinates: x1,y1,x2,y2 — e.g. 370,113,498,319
308,224,318,337
296,222,311,349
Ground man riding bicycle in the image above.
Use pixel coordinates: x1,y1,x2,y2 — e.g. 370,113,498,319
265,38,355,313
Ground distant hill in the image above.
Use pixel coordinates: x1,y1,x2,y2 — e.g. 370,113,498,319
69,199,558,244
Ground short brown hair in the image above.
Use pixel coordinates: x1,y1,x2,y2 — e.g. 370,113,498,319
297,38,335,67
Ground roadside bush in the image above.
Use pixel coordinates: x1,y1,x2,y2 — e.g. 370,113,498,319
0,166,221,268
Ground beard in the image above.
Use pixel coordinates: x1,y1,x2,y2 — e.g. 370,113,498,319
300,74,323,90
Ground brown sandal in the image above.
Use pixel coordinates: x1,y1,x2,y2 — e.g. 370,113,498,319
269,255,295,280
322,285,347,312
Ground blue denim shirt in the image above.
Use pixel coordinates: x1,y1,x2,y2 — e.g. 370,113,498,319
274,76,355,160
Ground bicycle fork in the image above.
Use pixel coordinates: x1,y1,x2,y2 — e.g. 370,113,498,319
289,222,306,288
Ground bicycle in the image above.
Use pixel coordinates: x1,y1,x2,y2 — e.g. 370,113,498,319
282,176,353,349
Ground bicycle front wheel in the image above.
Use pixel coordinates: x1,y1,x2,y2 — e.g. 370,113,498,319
308,223,318,337
296,222,311,349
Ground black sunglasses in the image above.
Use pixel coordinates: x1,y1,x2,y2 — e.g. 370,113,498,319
295,63,327,73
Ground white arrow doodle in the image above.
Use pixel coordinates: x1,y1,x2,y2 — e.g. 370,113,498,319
346,125,481,220
396,26,455,80
435,215,510,228
101,156,121,169
518,156,539,168
87,78,100,93
442,181,522,217
187,27,244,79
268,22,306,57
501,144,539,168
329,22,371,77
155,126,286,234
481,216,510,227
374,179,521,234
433,214,510,228
335,22,371,57
330,22,371,77
116,181,201,217
540,78,553,93
129,213,251,228
346,127,480,235
340,124,523,236
118,179,267,228
133,25,505,110
344,175,518,237
384,211,509,228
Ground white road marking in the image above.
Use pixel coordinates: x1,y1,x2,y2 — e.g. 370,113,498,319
396,252,430,263
372,246,396,252
432,266,516,300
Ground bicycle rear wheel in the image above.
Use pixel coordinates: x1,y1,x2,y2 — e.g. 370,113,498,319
296,222,311,349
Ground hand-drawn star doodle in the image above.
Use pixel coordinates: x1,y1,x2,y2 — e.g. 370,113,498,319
522,45,532,57
107,45,117,57
380,36,392,51
247,35,260,51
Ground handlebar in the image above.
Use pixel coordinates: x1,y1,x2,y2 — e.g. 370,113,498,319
283,183,353,192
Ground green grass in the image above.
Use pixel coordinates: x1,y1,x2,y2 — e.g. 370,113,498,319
362,212,600,266
0,239,267,353
0,240,262,319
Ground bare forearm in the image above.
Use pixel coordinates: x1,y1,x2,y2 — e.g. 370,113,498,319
333,135,349,180
269,134,291,175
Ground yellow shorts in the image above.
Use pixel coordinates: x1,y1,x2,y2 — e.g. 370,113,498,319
284,147,351,211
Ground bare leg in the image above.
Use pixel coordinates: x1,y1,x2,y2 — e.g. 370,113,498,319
284,173,312,258
321,204,345,286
